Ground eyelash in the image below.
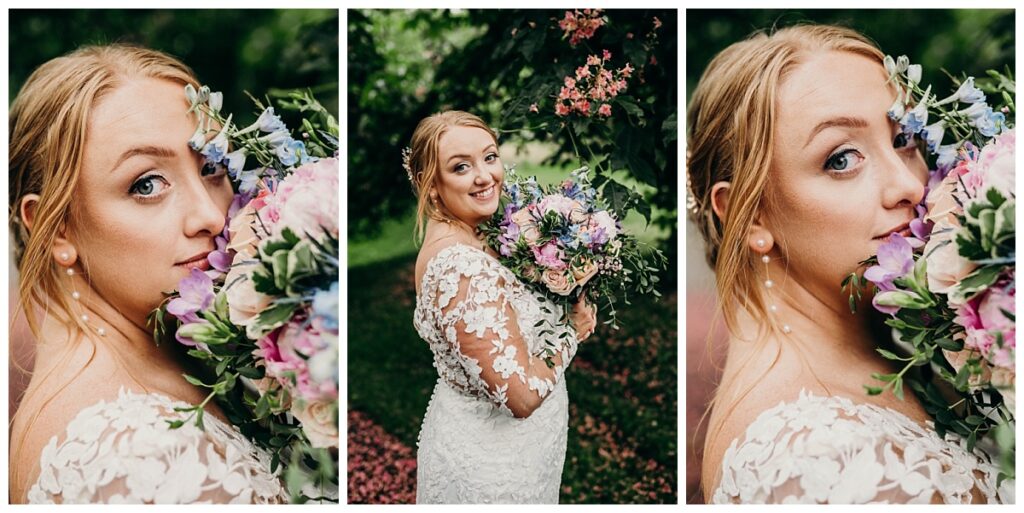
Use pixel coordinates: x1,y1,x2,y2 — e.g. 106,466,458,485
129,172,170,202
823,133,917,177
128,162,227,202
454,152,499,173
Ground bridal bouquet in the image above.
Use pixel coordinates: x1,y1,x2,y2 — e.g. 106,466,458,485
478,166,665,337
148,85,339,502
845,56,1015,480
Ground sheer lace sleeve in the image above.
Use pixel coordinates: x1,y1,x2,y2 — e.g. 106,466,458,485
417,245,578,418
27,389,285,504
712,391,1011,504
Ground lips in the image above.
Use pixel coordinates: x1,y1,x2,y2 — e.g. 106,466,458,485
175,251,211,271
469,185,496,200
874,222,912,240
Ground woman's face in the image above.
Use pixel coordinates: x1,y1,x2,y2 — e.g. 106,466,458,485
434,125,503,227
73,77,233,326
768,50,928,297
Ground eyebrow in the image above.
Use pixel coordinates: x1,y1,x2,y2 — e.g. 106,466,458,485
112,145,177,172
804,116,869,148
445,144,498,165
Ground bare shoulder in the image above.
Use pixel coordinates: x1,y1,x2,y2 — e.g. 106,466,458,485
9,343,131,501
701,342,815,499
414,224,484,290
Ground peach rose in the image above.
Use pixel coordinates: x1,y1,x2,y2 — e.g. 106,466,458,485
227,202,266,255
511,208,540,243
923,217,976,299
291,399,338,449
925,168,964,225
991,367,1015,415
943,346,990,390
542,269,575,296
225,251,273,337
572,260,599,288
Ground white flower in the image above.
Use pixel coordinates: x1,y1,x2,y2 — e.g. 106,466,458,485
463,306,498,337
291,399,339,449
491,345,521,379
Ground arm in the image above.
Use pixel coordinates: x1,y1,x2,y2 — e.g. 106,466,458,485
433,253,579,418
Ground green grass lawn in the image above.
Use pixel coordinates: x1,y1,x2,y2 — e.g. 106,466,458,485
347,252,677,503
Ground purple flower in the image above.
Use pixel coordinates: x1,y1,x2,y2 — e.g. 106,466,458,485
532,241,567,270
208,229,233,273
908,204,933,246
167,268,215,321
865,233,915,314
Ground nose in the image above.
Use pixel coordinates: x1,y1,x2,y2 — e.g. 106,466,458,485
182,177,227,238
473,161,494,185
880,148,926,210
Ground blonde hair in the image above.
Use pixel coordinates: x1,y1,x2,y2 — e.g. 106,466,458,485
686,24,885,500
7,44,200,498
407,110,498,241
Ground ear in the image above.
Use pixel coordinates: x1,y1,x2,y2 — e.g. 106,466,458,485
710,181,776,254
20,194,78,266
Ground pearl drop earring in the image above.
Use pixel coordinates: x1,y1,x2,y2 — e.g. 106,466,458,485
760,250,791,334
59,252,70,263
65,265,106,337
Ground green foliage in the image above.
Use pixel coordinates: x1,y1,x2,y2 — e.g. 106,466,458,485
348,9,677,268
9,9,339,117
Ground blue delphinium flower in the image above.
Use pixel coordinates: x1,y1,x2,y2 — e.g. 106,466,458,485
275,138,308,167
960,103,1006,137
921,121,945,152
312,282,339,332
224,149,247,178
238,169,262,194
257,106,287,133
935,143,960,169
201,130,229,164
899,101,928,135
936,77,985,105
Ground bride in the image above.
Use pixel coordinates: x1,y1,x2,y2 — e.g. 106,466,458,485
406,111,597,503
687,25,1012,503
9,45,284,503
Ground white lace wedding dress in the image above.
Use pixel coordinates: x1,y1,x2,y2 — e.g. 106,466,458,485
413,244,579,504
27,388,286,504
712,390,1015,504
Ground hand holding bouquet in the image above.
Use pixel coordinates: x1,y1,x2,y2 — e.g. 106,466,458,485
479,166,665,340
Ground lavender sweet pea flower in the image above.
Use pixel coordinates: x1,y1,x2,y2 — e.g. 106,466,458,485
167,268,215,321
208,230,233,274
864,233,914,290
908,204,933,246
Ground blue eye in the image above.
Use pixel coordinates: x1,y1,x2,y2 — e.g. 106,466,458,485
129,174,169,197
823,148,863,174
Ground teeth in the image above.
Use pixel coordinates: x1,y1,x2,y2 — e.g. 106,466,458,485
471,186,494,198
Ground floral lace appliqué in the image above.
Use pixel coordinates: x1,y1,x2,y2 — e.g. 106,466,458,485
712,390,1014,504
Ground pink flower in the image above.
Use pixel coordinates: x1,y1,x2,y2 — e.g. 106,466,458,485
598,104,612,117
576,99,591,116
564,76,576,88
559,86,572,100
620,63,634,78
532,242,567,270
264,157,339,239
587,54,600,66
653,16,662,30
602,49,612,61
576,66,591,80
529,103,539,113
967,128,1015,203
555,103,571,117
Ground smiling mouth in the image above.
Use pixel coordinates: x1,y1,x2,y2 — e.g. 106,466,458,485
470,185,496,200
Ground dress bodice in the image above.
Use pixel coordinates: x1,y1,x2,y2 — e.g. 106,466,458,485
712,390,1014,504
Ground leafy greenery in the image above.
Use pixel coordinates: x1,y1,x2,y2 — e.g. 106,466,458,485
348,9,677,268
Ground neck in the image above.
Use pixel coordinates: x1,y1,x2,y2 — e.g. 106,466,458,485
38,273,179,369
750,261,884,362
